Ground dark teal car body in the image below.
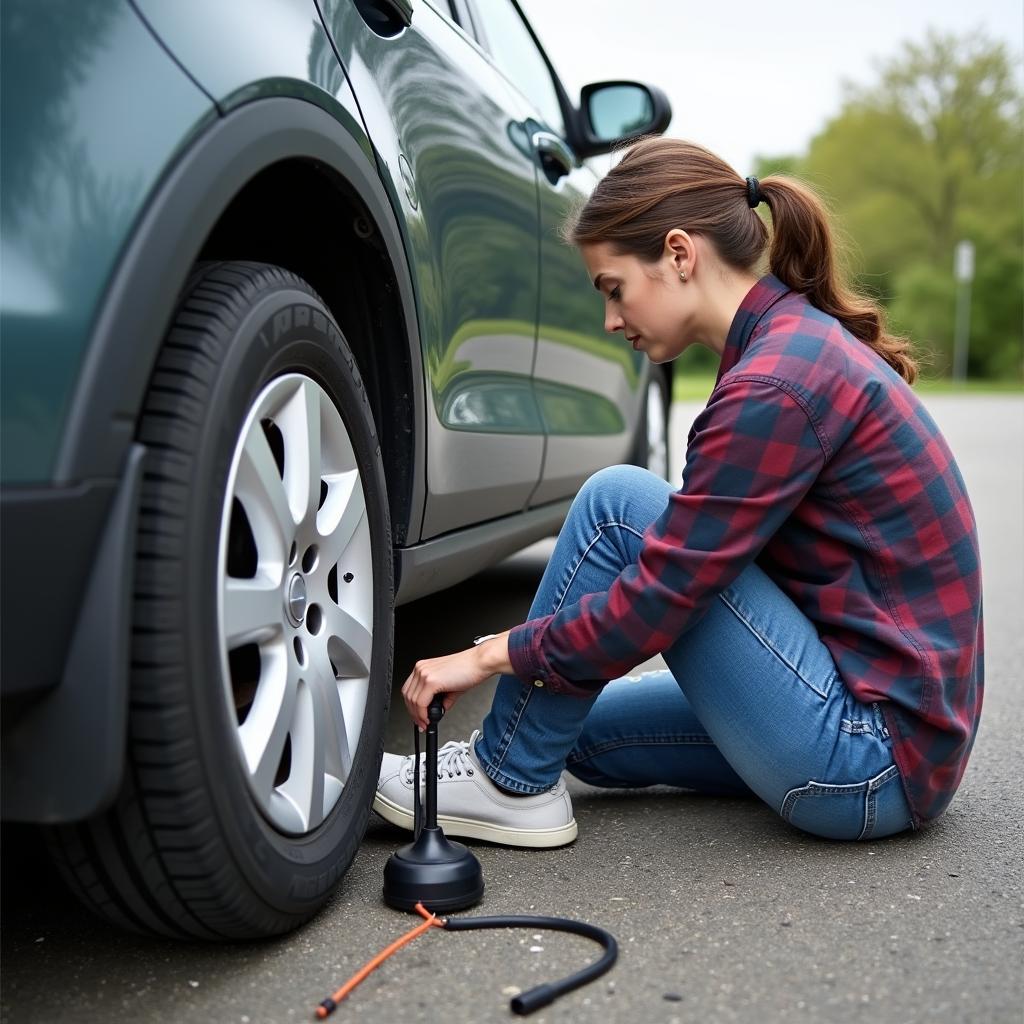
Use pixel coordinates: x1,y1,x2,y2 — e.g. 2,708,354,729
1,0,671,936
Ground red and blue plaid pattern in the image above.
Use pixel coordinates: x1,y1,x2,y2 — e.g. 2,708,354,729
509,275,984,828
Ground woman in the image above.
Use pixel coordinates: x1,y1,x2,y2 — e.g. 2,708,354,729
374,138,984,845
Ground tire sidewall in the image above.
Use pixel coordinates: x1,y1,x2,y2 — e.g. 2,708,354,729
634,367,671,478
170,280,392,913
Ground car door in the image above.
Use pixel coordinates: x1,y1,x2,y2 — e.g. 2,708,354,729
465,0,646,508
319,0,545,539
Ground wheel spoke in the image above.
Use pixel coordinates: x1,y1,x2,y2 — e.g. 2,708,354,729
324,603,373,678
236,425,294,560
224,572,281,647
278,681,324,831
319,470,366,566
279,379,323,527
313,662,353,784
238,645,296,798
334,674,369,786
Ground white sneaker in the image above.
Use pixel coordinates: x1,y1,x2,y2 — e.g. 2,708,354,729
373,730,578,848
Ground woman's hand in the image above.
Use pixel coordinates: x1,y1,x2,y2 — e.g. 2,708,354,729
402,631,513,730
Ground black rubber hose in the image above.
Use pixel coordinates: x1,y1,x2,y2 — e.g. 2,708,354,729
442,913,618,1015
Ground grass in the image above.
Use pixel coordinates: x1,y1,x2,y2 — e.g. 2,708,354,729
673,372,1022,404
912,377,1024,394
672,374,717,403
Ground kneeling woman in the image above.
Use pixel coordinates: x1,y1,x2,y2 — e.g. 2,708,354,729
375,138,984,845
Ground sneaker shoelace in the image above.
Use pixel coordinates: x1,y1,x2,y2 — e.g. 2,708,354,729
402,739,475,784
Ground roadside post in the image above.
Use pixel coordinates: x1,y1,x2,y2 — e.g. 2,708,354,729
953,239,974,384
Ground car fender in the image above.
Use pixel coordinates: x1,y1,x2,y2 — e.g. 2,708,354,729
56,94,425,495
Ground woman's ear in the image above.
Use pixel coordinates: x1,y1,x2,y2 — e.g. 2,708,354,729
663,228,695,277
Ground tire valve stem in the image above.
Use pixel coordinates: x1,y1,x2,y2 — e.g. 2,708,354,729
343,572,354,583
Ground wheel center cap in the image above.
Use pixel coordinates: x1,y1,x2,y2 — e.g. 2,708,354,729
286,574,307,625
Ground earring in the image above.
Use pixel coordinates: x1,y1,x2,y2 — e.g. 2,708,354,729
679,271,687,282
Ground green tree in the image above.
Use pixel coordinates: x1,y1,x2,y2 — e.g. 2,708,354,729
755,31,1023,380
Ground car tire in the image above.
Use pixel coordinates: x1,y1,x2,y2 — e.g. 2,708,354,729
46,261,393,939
632,367,671,481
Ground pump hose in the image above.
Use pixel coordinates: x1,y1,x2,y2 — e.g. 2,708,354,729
443,912,618,1015
314,903,617,1018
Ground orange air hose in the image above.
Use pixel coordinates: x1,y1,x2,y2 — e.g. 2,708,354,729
315,903,444,1018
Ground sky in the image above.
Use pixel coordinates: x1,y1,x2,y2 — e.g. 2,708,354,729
519,0,1024,176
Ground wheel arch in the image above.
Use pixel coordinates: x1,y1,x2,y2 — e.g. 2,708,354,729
196,158,422,547
56,97,426,547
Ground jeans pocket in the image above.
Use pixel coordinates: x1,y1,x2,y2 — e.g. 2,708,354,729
780,764,903,841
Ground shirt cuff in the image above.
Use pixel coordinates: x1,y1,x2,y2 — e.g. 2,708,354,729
507,618,599,698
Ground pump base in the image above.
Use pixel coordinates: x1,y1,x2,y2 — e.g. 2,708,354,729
383,827,484,913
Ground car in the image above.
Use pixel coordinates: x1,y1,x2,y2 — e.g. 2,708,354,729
0,0,672,940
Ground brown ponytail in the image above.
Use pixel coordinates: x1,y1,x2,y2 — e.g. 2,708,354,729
567,137,918,384
758,175,918,383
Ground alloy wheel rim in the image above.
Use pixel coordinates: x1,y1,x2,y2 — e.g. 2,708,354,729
216,373,374,836
646,378,668,481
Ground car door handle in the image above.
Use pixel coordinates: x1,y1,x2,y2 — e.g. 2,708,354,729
531,130,575,182
358,0,413,29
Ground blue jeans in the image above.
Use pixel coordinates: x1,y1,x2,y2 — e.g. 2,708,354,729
476,465,915,841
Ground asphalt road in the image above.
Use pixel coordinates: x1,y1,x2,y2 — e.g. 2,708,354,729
3,393,1022,1024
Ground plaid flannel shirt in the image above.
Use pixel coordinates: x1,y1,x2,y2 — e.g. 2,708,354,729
509,274,984,828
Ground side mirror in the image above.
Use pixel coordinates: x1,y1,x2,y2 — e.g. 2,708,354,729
574,81,672,158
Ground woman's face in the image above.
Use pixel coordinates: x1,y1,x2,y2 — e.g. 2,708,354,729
581,239,700,364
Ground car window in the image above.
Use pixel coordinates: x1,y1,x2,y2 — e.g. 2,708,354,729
469,0,565,134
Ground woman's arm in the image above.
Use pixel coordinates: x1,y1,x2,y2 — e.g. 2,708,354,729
507,378,827,694
401,630,513,730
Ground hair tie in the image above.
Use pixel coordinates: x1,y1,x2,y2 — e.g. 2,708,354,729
746,176,763,208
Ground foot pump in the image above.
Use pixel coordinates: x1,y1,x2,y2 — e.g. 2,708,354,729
382,696,484,911
316,695,618,1018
